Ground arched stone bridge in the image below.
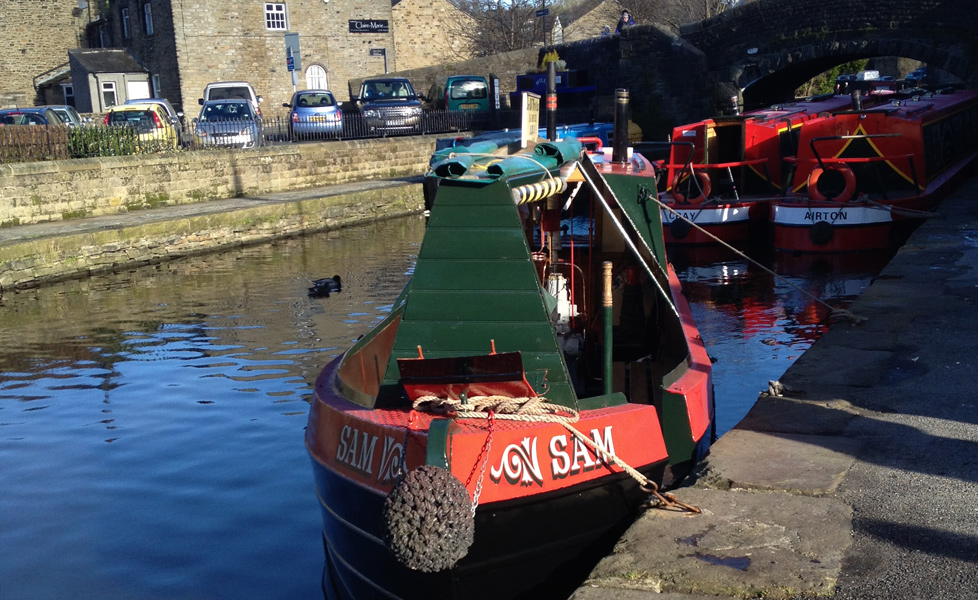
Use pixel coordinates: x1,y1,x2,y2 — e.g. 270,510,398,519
549,0,978,136
682,0,978,108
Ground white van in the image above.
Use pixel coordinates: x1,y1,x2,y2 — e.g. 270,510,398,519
199,81,263,115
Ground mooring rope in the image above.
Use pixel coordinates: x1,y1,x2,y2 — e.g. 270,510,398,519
656,199,867,325
412,394,701,513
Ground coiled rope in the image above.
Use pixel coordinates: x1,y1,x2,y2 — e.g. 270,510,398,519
412,394,700,513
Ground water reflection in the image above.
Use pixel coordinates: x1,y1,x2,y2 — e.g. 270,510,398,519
0,213,894,599
671,245,895,435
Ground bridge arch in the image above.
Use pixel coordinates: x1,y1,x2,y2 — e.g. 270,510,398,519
680,0,978,109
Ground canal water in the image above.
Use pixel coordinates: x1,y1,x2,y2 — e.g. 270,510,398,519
0,216,888,599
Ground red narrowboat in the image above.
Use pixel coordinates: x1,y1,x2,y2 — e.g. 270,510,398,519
662,94,855,245
771,88,978,252
306,137,714,599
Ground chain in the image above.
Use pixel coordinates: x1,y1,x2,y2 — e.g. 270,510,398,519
465,411,495,516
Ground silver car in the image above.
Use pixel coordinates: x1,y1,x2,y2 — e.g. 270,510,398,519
44,105,85,127
283,90,342,141
193,99,264,148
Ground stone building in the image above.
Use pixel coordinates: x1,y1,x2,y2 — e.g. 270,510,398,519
100,0,474,115
1,0,94,107
68,48,152,113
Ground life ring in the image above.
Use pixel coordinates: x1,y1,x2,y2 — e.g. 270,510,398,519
671,170,712,204
808,164,856,202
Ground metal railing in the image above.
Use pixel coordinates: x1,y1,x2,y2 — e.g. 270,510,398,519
0,108,600,163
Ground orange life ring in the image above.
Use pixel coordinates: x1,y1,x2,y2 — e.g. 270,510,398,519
808,164,856,202
671,170,712,204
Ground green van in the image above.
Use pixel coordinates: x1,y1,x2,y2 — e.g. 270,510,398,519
443,75,490,111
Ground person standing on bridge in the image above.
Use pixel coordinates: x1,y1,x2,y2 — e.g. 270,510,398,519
615,10,635,34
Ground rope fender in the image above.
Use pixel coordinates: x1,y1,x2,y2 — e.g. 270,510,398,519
511,178,567,205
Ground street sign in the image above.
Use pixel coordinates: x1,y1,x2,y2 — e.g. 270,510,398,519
536,8,549,16
369,48,386,57
284,33,301,72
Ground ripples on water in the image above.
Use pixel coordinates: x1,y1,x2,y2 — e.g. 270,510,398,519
0,216,889,599
0,217,425,600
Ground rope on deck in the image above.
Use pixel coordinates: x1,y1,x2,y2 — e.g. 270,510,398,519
413,394,701,514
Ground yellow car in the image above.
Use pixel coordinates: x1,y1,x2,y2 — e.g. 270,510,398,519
103,104,178,150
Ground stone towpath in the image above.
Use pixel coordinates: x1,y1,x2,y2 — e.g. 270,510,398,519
573,178,978,599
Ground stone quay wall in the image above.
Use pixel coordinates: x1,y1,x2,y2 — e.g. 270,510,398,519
0,136,437,228
0,182,423,291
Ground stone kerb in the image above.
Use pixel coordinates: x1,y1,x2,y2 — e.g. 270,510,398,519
0,138,436,228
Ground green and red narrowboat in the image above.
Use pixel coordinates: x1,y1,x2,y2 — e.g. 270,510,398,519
662,93,855,245
306,137,714,599
771,88,978,252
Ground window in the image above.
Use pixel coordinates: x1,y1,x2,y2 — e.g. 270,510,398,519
62,84,75,107
305,65,328,90
264,3,288,31
143,3,154,35
121,8,130,39
101,81,117,109
151,74,161,99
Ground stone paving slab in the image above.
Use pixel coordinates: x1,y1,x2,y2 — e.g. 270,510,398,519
580,488,853,599
695,429,860,495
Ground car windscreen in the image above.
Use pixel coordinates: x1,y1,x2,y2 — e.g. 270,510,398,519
108,110,157,133
295,92,336,108
199,102,254,122
362,81,415,100
207,87,251,101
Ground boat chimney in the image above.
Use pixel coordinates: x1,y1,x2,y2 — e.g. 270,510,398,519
851,89,863,111
612,89,629,163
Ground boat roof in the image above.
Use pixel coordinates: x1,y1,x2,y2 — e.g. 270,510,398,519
378,172,578,405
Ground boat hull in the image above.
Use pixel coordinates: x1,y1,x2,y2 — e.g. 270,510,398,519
312,450,668,600
772,150,977,252
660,202,763,245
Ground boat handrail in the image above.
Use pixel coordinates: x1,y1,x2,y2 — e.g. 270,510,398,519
809,133,902,170
661,158,769,170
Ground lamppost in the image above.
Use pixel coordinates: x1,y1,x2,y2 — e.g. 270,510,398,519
541,0,546,47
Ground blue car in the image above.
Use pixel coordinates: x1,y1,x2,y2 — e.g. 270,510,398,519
283,90,342,141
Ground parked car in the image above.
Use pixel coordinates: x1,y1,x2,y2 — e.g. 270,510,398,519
44,105,85,127
193,99,264,148
103,104,179,149
199,81,263,116
283,90,342,141
443,75,490,111
124,98,184,142
353,77,424,135
0,107,62,125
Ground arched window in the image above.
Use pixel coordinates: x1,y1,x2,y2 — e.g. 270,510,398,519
306,65,328,90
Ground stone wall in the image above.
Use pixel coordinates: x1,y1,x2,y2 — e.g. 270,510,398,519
392,0,475,72
1,0,90,108
0,182,422,290
0,136,437,228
